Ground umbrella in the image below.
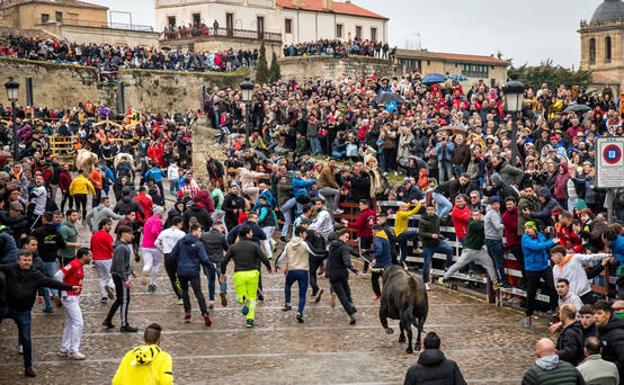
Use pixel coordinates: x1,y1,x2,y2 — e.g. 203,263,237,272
438,125,467,135
564,103,591,113
421,73,447,85
446,74,468,82
375,92,403,105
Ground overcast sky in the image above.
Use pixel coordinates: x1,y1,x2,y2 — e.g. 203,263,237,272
89,0,602,68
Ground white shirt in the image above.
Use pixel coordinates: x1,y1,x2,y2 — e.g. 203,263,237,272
552,253,610,297
155,226,186,254
167,164,179,181
31,185,47,215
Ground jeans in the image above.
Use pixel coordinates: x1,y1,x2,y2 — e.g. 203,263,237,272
205,264,227,301
421,241,454,283
452,165,464,179
169,180,179,195
438,160,453,183
331,150,346,159
179,274,208,315
508,244,525,287
398,230,419,265
41,261,59,310
310,137,321,155
319,187,340,213
485,239,507,285
1,306,32,368
280,198,297,238
285,270,309,314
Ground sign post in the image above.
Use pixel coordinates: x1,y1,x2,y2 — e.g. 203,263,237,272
596,137,624,223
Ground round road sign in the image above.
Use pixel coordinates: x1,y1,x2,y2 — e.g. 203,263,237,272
603,144,622,165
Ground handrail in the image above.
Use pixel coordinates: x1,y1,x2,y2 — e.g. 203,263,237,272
162,27,281,43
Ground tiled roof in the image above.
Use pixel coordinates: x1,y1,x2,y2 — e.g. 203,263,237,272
395,49,509,66
277,0,387,20
0,0,108,10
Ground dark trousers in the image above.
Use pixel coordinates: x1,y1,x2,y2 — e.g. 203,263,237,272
508,244,525,286
93,188,101,208
164,254,182,300
105,275,130,327
179,274,208,315
525,268,556,317
371,271,383,297
309,256,325,296
580,291,601,305
421,241,454,283
329,271,355,315
398,230,419,265
1,306,32,369
61,193,73,212
285,270,309,314
74,194,88,218
360,236,373,273
485,239,507,285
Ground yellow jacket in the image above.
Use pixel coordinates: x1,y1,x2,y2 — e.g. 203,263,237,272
69,175,95,196
394,202,422,236
112,344,173,385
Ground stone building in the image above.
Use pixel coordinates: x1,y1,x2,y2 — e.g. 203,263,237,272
394,49,509,87
157,0,387,54
579,0,624,91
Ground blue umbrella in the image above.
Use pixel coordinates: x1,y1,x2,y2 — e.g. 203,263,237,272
446,74,468,82
421,73,446,85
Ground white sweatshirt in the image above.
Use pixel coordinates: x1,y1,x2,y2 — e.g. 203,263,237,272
155,227,186,254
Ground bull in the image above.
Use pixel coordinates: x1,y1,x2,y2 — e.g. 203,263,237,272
75,149,98,172
113,153,135,170
379,265,428,353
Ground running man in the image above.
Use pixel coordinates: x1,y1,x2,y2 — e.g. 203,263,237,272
221,226,272,328
155,216,186,305
141,206,164,293
327,229,359,325
90,219,115,303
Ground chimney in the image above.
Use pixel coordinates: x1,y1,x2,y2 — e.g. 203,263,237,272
322,0,333,11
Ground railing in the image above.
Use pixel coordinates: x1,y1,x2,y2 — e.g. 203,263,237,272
38,18,154,32
162,27,282,43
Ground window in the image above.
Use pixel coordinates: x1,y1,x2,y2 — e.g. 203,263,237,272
398,58,420,72
257,16,265,36
370,27,377,41
355,26,362,40
167,16,176,29
41,13,49,23
192,13,201,26
461,63,489,77
226,13,233,34
336,24,343,38
606,36,612,63
285,18,292,34
589,38,596,64
55,11,63,21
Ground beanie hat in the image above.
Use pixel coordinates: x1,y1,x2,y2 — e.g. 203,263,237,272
524,221,538,232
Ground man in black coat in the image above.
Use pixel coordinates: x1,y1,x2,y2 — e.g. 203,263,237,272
557,304,585,366
347,162,370,203
0,251,77,378
594,300,624,383
403,332,466,385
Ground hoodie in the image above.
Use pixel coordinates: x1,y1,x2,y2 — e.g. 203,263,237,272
112,344,173,385
86,203,123,232
368,230,392,269
522,354,584,385
553,163,570,201
171,234,212,277
484,205,504,240
403,349,467,385
532,187,558,227
347,207,376,238
277,236,312,271
598,317,624,381
114,193,145,218
327,239,356,276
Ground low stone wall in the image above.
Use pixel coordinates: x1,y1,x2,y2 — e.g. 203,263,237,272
278,55,401,82
0,57,250,111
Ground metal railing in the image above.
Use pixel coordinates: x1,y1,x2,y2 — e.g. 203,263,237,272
38,18,154,32
162,27,281,43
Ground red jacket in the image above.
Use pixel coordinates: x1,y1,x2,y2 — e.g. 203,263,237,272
147,144,164,168
501,208,520,247
58,170,72,192
557,225,583,252
348,208,376,238
134,193,153,222
451,204,471,240
194,191,215,213
90,230,114,261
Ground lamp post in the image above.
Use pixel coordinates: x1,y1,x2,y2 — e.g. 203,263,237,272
240,77,254,148
503,80,525,166
4,78,20,159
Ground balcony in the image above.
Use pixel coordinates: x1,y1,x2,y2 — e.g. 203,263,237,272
161,27,282,44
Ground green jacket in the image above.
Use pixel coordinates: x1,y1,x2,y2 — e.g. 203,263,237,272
58,221,78,262
418,213,441,248
521,359,585,385
463,220,485,250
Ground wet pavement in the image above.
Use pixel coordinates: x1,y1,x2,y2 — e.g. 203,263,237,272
0,248,550,385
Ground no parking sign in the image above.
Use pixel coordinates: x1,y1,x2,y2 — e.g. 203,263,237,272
597,137,624,188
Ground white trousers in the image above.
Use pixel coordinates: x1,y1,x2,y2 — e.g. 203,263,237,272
93,260,114,298
61,296,83,353
141,248,163,286
262,226,275,259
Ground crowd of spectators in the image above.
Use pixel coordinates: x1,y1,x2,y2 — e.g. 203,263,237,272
282,38,391,58
0,34,256,75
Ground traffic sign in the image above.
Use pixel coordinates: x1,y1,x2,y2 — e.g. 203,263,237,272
597,137,624,188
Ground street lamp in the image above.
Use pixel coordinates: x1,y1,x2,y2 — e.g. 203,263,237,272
503,80,525,166
4,77,20,159
240,77,254,147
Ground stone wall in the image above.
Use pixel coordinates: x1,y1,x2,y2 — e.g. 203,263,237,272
0,57,250,111
278,56,401,82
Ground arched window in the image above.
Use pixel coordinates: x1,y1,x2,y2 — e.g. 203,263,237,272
606,36,612,63
589,38,596,64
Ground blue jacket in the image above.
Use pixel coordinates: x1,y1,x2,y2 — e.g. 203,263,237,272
292,177,316,199
610,236,624,266
521,233,555,272
171,234,213,276
0,232,18,264
435,141,455,162
145,167,164,183
368,234,392,269
100,165,116,188
227,221,267,245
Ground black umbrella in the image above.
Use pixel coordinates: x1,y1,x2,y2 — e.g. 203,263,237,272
375,92,403,105
564,103,591,113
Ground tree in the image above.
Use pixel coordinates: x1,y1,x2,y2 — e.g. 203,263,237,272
268,51,281,83
507,60,592,90
255,42,269,85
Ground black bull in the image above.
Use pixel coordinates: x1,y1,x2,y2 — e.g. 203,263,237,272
379,265,428,353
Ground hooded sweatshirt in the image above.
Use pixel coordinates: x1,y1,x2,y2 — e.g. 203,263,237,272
348,207,376,238
277,236,312,271
369,230,392,269
521,354,584,385
171,234,212,276
403,349,466,385
484,205,504,241
112,344,173,385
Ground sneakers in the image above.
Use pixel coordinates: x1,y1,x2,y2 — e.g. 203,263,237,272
349,314,357,325
120,325,138,333
184,312,192,323
147,285,157,293
219,292,228,307
241,304,249,316
282,304,292,312
329,293,336,309
53,296,62,307
246,319,254,328
203,313,212,327
314,289,324,304
372,295,380,302
70,351,86,360
522,317,533,328
208,301,215,310
105,286,115,299
425,283,430,291
493,281,502,290
24,367,36,378
296,312,304,323
176,298,184,306
57,350,69,358
437,277,446,286
102,321,115,329
17,344,23,354
257,292,264,302
141,272,149,286
175,280,182,295
100,297,108,304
